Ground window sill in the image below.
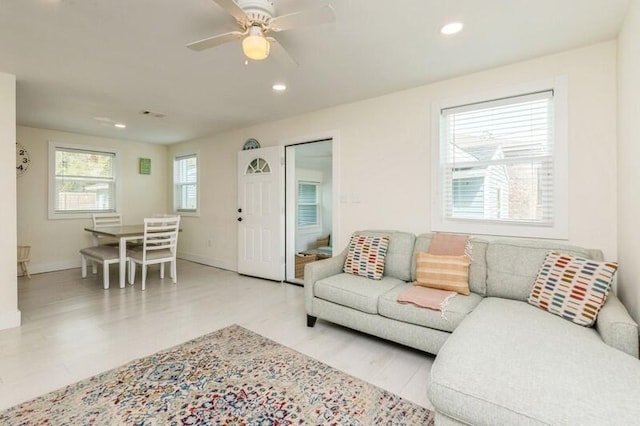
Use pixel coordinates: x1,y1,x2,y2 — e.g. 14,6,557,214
48,211,118,220
297,225,322,234
175,210,199,218
432,218,568,240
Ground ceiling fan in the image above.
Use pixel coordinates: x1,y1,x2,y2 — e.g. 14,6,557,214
187,0,336,64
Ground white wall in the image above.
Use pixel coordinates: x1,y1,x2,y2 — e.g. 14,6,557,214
16,126,168,273
169,41,619,273
0,72,19,330
617,0,640,324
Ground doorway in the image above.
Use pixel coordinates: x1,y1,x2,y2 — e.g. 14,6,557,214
285,139,334,284
237,146,286,281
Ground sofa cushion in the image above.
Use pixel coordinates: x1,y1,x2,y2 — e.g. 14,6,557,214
428,297,640,425
528,251,618,327
414,234,488,296
486,239,594,301
314,273,404,314
356,230,415,282
343,233,390,280
379,283,483,333
414,252,471,295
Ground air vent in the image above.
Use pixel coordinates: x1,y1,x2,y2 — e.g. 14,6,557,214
139,110,166,118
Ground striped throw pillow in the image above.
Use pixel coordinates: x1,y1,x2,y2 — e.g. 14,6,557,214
415,252,471,295
528,251,618,327
343,234,390,280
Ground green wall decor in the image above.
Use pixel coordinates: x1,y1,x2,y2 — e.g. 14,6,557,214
139,158,151,175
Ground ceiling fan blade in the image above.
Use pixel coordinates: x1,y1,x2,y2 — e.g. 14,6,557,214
186,31,245,51
211,0,250,25
269,4,336,32
267,37,298,68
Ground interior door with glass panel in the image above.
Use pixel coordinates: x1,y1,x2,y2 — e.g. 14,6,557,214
237,146,285,281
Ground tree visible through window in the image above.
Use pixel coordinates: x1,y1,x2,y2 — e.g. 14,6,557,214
54,147,116,213
174,154,198,212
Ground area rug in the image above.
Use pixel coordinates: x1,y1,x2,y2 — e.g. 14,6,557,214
0,324,434,425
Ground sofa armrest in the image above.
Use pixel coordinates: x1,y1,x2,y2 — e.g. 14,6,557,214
596,293,639,358
304,247,348,314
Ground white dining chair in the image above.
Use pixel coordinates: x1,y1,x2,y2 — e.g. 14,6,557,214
128,216,180,290
82,212,123,275
80,245,127,289
91,213,122,246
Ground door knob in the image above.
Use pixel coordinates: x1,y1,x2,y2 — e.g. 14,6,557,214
237,208,242,213
237,217,243,222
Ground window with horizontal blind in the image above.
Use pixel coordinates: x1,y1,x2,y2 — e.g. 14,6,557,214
431,79,568,238
48,142,118,218
298,181,320,227
174,153,198,213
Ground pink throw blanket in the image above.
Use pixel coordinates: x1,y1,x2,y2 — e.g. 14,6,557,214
428,232,471,257
397,286,457,316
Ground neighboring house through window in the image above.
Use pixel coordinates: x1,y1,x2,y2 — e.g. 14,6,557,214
431,78,568,238
174,153,198,214
48,141,118,219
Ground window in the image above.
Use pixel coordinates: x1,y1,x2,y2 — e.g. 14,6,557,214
174,154,198,213
298,181,320,227
453,176,485,218
432,79,568,238
48,142,118,218
246,158,271,174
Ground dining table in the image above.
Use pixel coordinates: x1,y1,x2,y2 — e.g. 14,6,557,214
84,225,146,289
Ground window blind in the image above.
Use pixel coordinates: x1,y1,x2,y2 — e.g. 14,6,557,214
440,90,554,225
298,182,319,227
54,147,116,213
174,154,198,211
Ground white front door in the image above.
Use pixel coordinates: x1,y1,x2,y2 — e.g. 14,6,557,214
237,146,285,281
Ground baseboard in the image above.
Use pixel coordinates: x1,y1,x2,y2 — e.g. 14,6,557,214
27,259,81,275
177,252,236,272
26,255,234,276
0,309,21,330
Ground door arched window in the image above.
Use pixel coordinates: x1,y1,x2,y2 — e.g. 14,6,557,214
246,158,271,174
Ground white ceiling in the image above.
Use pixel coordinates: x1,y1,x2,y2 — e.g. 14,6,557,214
0,0,630,144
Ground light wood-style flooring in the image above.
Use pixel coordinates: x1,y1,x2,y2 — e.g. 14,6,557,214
0,260,435,411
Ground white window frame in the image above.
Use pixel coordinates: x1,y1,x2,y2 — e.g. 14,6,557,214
173,152,199,216
431,77,568,239
48,141,121,220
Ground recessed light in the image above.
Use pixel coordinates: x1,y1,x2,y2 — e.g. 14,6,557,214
441,21,464,35
114,123,126,129
272,83,287,91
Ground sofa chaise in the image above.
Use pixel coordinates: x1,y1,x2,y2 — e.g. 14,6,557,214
304,231,640,425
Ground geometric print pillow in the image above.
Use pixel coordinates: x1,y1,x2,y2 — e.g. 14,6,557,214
527,251,618,327
343,233,390,280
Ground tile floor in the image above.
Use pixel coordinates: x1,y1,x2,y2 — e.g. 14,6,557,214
0,260,435,411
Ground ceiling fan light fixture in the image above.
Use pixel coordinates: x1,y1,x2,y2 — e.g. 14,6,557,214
242,26,270,60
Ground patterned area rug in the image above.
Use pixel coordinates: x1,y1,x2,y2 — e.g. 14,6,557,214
0,325,434,425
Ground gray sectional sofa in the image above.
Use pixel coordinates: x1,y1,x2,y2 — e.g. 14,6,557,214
304,231,640,425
